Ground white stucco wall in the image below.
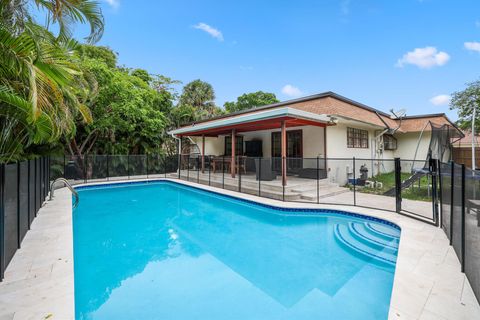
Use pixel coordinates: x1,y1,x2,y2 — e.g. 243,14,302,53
326,122,376,158
190,136,224,156
323,121,414,184
393,131,431,161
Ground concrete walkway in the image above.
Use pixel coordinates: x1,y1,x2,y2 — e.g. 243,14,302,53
0,179,478,320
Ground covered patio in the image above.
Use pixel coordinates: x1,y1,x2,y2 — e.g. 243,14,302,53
170,168,350,201
169,107,332,187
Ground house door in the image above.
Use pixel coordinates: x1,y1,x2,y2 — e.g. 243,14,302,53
271,130,303,173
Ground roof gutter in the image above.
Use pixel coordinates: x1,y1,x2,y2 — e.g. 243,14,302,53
375,111,391,130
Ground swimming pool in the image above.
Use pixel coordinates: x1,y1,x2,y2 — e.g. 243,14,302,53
73,181,400,320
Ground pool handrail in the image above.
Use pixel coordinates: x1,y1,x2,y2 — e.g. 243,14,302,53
49,178,79,208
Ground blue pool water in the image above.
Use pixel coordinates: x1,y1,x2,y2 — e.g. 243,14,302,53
73,181,400,320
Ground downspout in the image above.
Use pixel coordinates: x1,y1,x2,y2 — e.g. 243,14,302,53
169,132,181,174
374,112,392,175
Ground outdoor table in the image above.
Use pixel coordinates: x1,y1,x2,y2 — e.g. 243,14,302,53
211,157,231,173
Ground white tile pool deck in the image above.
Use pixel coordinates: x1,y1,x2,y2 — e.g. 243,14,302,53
0,178,479,320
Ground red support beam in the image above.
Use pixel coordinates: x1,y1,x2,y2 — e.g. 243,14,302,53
231,129,236,178
176,116,327,137
281,120,287,186
201,134,205,173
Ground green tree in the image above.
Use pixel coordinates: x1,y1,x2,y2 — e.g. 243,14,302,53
69,45,175,156
131,69,152,84
78,45,117,68
178,79,222,119
450,80,480,132
224,91,279,113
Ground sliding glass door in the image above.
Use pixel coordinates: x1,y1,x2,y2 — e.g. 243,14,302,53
271,130,303,173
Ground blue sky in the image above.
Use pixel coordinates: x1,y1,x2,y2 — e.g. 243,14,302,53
74,0,480,120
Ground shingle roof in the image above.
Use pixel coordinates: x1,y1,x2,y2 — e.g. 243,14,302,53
452,131,480,147
173,91,461,135
397,114,460,133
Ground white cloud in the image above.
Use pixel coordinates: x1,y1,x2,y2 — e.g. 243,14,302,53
104,0,119,9
396,47,450,69
193,23,224,41
464,41,480,53
429,94,450,106
281,84,303,97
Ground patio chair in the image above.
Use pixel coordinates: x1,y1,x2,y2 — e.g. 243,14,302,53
254,158,276,181
236,156,247,175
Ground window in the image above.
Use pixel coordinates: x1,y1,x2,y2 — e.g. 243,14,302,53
383,134,397,150
347,127,369,148
224,135,243,156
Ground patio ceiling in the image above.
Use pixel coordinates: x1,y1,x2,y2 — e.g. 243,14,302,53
169,107,332,137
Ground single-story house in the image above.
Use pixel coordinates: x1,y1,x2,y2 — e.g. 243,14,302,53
169,92,462,186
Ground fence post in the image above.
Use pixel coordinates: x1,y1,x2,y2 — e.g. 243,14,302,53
208,156,211,186
450,162,454,245
187,154,190,181
394,158,402,213
258,157,261,197
282,157,285,202
178,154,181,179
222,156,225,189
106,155,110,181
317,157,320,204
353,157,356,206
44,157,46,199
197,156,200,183
83,156,87,184
164,155,167,178
0,163,4,280
47,156,50,194
461,164,466,272
34,159,37,215
27,160,31,230
127,155,130,180
146,155,149,179
438,159,443,228
16,163,20,249
430,158,439,226
238,156,241,192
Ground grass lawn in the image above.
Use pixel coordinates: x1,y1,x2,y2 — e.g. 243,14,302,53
353,171,432,202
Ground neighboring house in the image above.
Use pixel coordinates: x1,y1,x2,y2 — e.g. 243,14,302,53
452,131,480,169
169,92,462,186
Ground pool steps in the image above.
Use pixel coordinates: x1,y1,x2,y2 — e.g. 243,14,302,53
334,222,399,267
170,172,348,201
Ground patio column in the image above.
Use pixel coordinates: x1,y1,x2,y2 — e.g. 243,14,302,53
281,120,287,186
201,134,205,173
231,129,236,178
177,136,182,175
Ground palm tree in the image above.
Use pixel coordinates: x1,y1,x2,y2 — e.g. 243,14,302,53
178,79,222,119
0,0,102,162
0,23,94,161
1,0,104,43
